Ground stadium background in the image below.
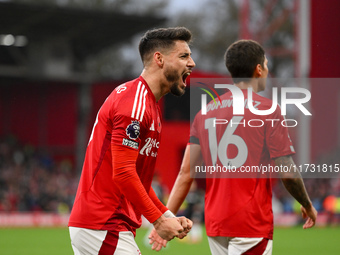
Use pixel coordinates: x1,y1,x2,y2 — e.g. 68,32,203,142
0,0,339,254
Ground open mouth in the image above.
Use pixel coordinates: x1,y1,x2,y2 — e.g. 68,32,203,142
182,71,191,86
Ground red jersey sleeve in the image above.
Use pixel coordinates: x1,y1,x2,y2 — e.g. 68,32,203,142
111,144,162,223
148,186,168,214
110,80,152,151
109,83,162,223
111,110,143,151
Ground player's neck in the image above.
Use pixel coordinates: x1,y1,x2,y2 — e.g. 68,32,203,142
140,70,165,102
235,80,260,93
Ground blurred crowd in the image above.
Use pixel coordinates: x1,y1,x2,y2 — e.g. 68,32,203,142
0,135,78,213
1,135,339,224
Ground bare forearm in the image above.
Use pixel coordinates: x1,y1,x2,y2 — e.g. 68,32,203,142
167,144,202,214
167,170,193,214
281,176,312,209
275,156,312,209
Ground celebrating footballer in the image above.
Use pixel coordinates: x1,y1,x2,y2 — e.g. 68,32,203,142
68,27,195,255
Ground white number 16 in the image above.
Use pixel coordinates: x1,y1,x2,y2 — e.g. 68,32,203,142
205,116,248,168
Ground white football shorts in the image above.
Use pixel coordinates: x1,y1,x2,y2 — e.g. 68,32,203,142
69,227,142,255
208,236,273,255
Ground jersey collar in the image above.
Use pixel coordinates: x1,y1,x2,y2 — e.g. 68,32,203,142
139,75,157,104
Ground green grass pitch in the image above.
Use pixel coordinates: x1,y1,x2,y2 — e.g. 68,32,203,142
0,226,339,254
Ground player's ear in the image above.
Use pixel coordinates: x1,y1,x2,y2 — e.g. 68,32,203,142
254,64,262,78
154,52,164,67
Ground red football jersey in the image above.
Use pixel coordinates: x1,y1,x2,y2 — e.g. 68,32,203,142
69,76,164,234
191,89,295,239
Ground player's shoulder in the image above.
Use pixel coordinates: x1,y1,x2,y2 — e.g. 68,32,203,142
107,77,152,121
113,77,143,97
252,91,271,103
250,91,285,119
251,91,278,110
105,77,143,104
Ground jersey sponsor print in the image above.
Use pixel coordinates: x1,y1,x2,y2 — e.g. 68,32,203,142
69,76,163,234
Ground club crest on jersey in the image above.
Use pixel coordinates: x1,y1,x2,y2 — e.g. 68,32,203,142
126,121,140,140
116,84,127,94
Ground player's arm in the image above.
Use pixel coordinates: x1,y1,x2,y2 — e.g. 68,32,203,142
149,143,202,251
148,186,187,221
166,144,202,236
275,155,317,229
111,144,183,240
148,186,192,251
166,115,203,214
148,187,168,214
167,143,202,214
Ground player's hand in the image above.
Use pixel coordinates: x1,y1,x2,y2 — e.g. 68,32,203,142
177,216,193,239
301,205,317,229
149,228,168,251
153,216,184,241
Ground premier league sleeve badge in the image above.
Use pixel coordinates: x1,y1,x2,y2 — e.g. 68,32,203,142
126,121,141,140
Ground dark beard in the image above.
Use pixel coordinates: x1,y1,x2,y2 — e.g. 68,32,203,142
164,67,185,97
170,82,184,97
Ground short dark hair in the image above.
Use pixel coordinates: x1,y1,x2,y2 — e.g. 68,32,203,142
139,27,192,66
225,40,265,83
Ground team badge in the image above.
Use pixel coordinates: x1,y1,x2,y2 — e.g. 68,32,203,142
116,84,127,93
126,121,140,140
